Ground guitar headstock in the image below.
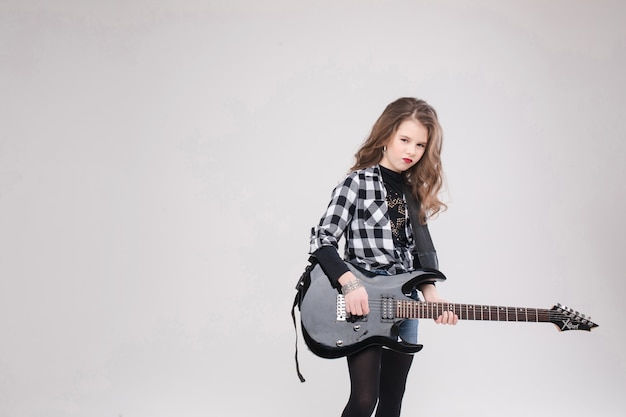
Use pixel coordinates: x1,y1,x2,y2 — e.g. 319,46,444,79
550,303,599,331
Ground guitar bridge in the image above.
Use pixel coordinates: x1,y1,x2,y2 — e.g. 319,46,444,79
337,294,346,321
336,294,370,322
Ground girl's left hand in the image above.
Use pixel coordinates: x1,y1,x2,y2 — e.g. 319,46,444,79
433,308,459,325
419,283,459,325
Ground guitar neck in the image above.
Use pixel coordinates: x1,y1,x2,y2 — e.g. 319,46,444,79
397,300,551,323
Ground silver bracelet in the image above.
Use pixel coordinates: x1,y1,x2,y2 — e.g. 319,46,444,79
341,278,363,295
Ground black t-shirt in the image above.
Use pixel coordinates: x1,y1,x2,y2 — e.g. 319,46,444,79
378,165,409,249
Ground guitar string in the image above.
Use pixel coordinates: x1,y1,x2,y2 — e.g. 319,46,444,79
342,300,594,323
360,300,577,312
346,309,592,322
363,302,583,314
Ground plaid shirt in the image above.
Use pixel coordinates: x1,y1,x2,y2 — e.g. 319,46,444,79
310,165,415,274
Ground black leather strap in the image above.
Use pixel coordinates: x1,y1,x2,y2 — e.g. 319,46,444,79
291,293,306,382
291,258,317,382
404,187,439,270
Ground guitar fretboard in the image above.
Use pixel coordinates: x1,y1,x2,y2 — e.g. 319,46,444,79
395,300,551,322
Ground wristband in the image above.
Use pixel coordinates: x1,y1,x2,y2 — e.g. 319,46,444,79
341,278,363,295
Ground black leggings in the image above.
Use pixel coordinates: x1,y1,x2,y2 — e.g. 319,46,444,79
341,346,414,417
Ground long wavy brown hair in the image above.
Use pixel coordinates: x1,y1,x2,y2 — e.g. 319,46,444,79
350,97,447,223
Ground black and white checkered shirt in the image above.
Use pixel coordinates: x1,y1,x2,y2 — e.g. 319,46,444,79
310,165,415,274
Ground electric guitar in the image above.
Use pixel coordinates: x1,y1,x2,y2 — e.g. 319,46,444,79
298,262,599,359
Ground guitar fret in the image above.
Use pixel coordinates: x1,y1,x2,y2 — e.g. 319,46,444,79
402,302,558,324
394,301,593,331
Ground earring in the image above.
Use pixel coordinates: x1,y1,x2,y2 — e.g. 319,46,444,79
382,146,386,154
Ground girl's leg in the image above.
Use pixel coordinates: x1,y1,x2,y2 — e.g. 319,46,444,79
375,349,414,417
341,345,382,417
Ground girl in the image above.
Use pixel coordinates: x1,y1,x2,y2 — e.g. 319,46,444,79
309,97,458,417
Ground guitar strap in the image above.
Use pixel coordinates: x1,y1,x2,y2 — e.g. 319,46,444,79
404,185,439,270
291,256,316,382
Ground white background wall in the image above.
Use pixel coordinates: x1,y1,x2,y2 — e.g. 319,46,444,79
1,1,625,416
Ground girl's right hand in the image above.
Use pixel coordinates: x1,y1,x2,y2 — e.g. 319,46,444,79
338,272,369,316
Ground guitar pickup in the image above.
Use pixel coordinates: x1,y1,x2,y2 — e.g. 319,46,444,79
381,296,395,321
